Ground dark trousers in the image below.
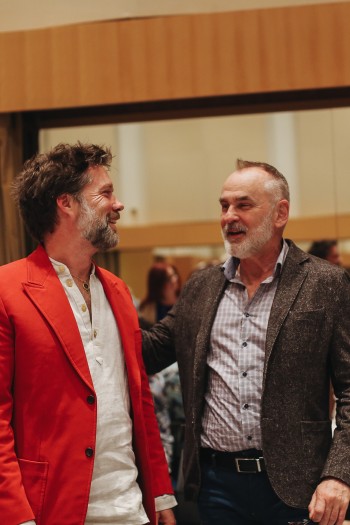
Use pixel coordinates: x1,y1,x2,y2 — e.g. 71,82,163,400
198,461,314,525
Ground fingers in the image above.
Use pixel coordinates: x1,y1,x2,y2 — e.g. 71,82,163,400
308,479,350,525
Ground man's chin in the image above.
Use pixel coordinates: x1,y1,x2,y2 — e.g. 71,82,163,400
93,234,119,252
224,240,252,259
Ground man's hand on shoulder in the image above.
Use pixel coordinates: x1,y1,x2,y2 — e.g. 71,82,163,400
156,508,176,524
309,478,350,525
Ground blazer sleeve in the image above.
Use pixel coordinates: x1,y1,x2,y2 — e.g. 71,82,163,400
322,270,350,484
0,294,36,524
142,306,177,375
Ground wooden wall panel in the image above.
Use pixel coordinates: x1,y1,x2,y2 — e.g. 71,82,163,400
116,213,350,250
1,3,350,112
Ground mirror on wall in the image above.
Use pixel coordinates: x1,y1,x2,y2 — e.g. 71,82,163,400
39,106,350,300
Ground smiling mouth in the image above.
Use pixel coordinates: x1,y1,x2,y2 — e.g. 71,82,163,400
227,229,246,237
108,214,120,225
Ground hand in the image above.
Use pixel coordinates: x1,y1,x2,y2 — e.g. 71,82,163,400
156,508,176,524
308,478,350,525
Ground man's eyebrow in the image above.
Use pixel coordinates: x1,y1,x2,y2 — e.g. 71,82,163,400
219,195,253,203
100,183,114,191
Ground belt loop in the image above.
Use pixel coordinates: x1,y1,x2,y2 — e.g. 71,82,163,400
210,451,217,468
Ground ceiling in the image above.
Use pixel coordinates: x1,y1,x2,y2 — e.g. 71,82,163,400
0,0,349,33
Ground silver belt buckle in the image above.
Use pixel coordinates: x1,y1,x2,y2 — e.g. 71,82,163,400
235,457,262,473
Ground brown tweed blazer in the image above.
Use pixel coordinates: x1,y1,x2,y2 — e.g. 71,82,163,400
143,240,350,509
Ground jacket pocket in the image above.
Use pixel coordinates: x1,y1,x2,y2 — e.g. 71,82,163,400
18,458,49,524
301,420,332,483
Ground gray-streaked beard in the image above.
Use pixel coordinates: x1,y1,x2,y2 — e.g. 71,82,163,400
77,197,119,251
222,212,274,259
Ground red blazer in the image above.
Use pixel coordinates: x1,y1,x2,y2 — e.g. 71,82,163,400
0,245,173,525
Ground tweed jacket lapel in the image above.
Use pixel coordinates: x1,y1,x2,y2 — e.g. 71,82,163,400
264,241,310,380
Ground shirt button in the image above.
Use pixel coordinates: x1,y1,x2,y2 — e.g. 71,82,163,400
243,403,249,410
93,329,97,338
87,395,95,405
59,265,65,274
81,304,87,312
85,447,94,457
242,342,247,347
247,436,252,441
242,372,247,377
245,313,250,317
66,279,73,287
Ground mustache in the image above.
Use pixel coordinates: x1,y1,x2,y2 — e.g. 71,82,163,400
223,223,248,234
107,213,120,221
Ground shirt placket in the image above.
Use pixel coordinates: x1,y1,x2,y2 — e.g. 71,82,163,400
239,287,257,446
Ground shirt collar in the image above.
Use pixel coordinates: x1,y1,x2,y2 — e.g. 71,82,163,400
222,239,289,282
49,257,96,278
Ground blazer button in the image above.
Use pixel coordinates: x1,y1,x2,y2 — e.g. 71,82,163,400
85,447,94,458
87,395,95,405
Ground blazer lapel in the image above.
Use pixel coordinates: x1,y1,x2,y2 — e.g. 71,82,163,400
96,268,141,393
264,241,310,377
23,246,94,389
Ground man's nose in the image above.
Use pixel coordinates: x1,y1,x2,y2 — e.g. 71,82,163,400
223,206,239,223
112,198,124,212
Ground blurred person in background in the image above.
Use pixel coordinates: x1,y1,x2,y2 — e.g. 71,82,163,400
139,262,181,325
308,239,342,266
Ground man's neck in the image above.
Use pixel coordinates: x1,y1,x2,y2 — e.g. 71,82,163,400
238,240,282,288
44,234,95,280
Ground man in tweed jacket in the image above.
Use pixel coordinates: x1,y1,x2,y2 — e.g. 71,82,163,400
143,159,350,524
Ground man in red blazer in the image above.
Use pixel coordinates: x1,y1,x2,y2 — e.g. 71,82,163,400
0,143,176,525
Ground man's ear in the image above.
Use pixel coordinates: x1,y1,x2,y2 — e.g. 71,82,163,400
56,194,75,216
275,199,289,228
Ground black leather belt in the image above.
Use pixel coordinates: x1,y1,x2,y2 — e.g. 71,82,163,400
200,447,266,473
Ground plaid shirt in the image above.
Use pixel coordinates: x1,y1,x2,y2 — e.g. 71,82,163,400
200,241,289,452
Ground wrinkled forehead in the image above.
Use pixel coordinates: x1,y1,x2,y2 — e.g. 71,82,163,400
221,167,272,198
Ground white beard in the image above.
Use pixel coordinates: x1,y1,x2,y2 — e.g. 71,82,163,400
222,211,274,259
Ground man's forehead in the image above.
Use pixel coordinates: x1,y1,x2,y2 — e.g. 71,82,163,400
220,171,273,205
228,166,269,182
86,165,112,185
222,167,270,191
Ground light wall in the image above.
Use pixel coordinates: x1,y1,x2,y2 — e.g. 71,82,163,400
39,108,350,224
39,106,350,298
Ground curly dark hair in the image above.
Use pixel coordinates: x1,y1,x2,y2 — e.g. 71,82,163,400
12,142,112,242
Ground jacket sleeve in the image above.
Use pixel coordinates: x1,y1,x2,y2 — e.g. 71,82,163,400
142,304,178,375
322,270,350,484
0,294,36,524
